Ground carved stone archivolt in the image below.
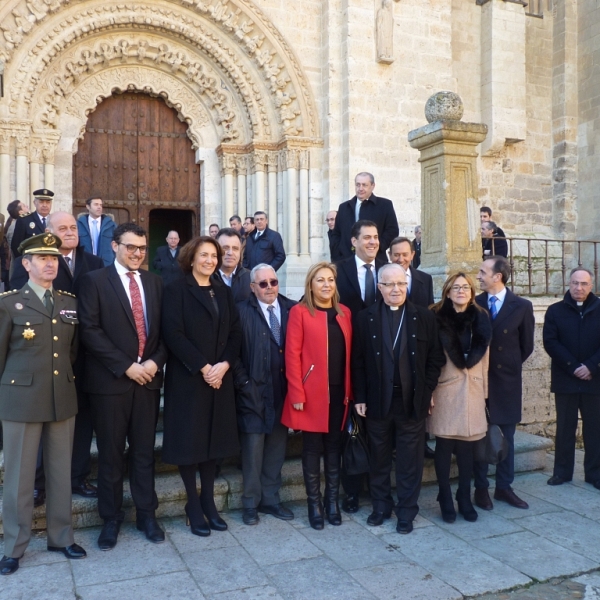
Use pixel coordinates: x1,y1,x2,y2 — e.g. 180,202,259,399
0,0,320,145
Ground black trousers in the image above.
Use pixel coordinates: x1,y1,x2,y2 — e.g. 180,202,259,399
474,423,516,490
366,409,425,521
552,393,600,482
91,385,160,522
434,437,476,490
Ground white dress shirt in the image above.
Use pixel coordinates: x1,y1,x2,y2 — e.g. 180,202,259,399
258,297,281,324
405,267,413,295
355,255,376,302
488,286,507,314
114,259,148,329
219,266,237,287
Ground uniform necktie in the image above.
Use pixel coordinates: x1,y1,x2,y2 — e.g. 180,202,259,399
43,289,53,312
91,219,99,255
364,264,375,306
126,272,147,357
267,305,281,346
65,256,74,274
489,295,498,320
41,217,46,229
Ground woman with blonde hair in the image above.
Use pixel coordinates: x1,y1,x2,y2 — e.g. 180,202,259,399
428,272,492,523
281,262,353,530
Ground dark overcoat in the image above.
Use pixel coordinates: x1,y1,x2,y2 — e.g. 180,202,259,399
476,289,534,424
242,227,286,271
161,274,242,464
543,291,600,395
152,245,183,285
408,267,434,308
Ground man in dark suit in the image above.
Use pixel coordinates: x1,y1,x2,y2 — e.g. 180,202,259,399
78,223,168,551
326,210,343,262
388,237,433,308
329,172,398,263
10,212,104,501
76,197,117,266
234,264,297,525
412,226,422,269
481,221,508,259
11,189,54,258
243,211,286,271
152,230,183,285
543,268,600,489
213,228,251,303
353,263,444,534
474,256,534,510
0,234,87,576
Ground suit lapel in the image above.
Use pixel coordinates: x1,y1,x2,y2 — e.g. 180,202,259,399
188,274,217,317
493,289,517,328
379,303,394,359
20,284,50,317
107,264,137,331
59,255,74,283
342,258,362,301
139,270,155,336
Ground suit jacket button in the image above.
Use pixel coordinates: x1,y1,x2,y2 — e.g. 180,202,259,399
54,370,59,375
497,365,502,369
52,319,57,324
504,329,508,333
498,346,502,351
54,353,58,358
53,336,58,341
11,380,15,384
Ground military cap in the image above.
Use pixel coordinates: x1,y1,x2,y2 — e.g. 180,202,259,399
32,188,54,201
18,232,62,256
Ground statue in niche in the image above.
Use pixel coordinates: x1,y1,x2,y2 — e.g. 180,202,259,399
376,0,399,65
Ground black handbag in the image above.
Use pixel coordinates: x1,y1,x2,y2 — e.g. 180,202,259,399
475,407,509,465
342,411,370,476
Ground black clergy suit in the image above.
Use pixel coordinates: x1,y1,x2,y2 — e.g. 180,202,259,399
78,264,167,523
352,299,444,520
474,289,534,491
406,267,434,309
330,195,399,263
11,212,47,258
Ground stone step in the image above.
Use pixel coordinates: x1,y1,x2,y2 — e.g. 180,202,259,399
0,430,552,534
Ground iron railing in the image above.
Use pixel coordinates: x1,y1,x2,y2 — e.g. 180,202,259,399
486,237,600,297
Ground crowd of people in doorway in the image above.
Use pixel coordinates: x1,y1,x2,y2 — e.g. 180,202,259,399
0,173,599,578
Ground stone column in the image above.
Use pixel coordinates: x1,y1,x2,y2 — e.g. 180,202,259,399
15,133,29,203
267,152,278,231
298,150,310,256
43,141,57,192
283,149,298,255
29,141,43,198
221,154,235,224
408,92,488,291
236,156,248,220
252,151,266,214
0,131,11,214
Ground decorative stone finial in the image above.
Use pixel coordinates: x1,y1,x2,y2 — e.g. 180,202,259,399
425,91,464,123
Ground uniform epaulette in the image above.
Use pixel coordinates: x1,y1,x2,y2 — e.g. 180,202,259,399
0,289,19,297
18,212,31,218
56,290,76,298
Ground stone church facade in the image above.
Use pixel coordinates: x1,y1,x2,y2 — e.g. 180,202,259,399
0,0,598,297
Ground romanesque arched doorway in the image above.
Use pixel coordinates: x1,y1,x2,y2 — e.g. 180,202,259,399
72,92,200,262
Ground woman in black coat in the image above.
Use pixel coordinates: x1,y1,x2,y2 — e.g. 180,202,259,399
162,236,242,536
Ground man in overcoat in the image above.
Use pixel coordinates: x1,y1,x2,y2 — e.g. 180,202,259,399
213,227,251,303
474,256,534,510
234,263,297,525
353,263,444,534
242,211,286,271
0,233,86,576
78,223,167,551
543,268,600,489
11,189,54,258
76,197,117,266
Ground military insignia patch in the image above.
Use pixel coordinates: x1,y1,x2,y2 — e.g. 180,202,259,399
15,303,23,310
29,222,36,229
22,328,35,340
43,233,56,245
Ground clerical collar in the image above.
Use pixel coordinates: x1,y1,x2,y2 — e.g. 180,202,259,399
577,301,583,306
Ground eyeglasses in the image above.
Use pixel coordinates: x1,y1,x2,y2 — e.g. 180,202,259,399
378,281,408,289
570,281,591,288
254,279,279,289
450,285,471,292
119,243,147,254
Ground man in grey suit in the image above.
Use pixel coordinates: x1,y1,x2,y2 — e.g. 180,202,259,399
0,233,87,576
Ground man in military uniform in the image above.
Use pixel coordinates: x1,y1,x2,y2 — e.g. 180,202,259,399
10,189,54,259
0,233,87,576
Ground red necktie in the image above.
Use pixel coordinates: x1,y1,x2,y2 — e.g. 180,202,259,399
126,272,147,357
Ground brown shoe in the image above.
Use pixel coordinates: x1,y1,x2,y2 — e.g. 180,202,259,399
494,487,529,509
474,488,493,511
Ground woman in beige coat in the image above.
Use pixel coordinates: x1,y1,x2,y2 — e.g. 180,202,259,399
428,273,492,523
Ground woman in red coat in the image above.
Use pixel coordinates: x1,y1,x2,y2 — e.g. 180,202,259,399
281,262,353,530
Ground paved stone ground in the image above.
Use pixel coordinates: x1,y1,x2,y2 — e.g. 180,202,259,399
2,451,600,599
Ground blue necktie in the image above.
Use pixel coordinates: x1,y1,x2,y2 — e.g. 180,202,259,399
489,295,498,320
92,219,100,255
267,305,281,346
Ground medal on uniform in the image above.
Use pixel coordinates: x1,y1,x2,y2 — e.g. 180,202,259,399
22,328,35,340
29,222,35,229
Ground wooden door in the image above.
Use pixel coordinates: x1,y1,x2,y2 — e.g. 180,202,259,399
73,92,200,235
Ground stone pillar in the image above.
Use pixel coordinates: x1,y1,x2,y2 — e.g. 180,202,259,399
408,92,488,292
0,131,11,214
252,151,266,214
43,141,57,192
15,133,29,203
29,141,43,198
236,156,247,221
267,152,278,231
221,154,235,224
283,149,298,255
298,150,310,256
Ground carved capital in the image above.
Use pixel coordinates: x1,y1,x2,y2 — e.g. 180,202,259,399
235,155,248,176
15,131,30,155
250,150,267,173
42,140,58,164
267,151,278,173
280,148,298,171
220,153,237,175
298,149,309,170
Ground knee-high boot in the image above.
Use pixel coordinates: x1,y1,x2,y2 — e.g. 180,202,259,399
323,450,342,526
302,451,324,530
455,441,477,522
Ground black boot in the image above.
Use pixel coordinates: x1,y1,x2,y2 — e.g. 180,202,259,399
456,487,478,522
303,452,324,530
437,485,456,523
324,451,342,526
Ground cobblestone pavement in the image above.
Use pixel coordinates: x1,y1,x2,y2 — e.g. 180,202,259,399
2,452,600,599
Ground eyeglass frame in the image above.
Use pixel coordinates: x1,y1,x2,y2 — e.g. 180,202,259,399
252,278,279,289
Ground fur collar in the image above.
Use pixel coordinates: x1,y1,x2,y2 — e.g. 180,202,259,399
435,299,492,370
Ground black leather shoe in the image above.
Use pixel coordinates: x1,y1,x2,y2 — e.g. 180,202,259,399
34,489,46,508
242,508,259,526
424,444,436,459
547,475,570,486
98,520,121,551
584,478,600,490
0,556,20,575
494,487,529,509
72,480,98,498
367,510,392,527
257,503,294,520
48,543,87,559
205,515,228,532
342,495,359,513
396,520,413,534
137,517,165,543
474,488,493,511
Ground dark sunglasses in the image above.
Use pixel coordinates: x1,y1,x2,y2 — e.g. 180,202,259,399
254,279,279,289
